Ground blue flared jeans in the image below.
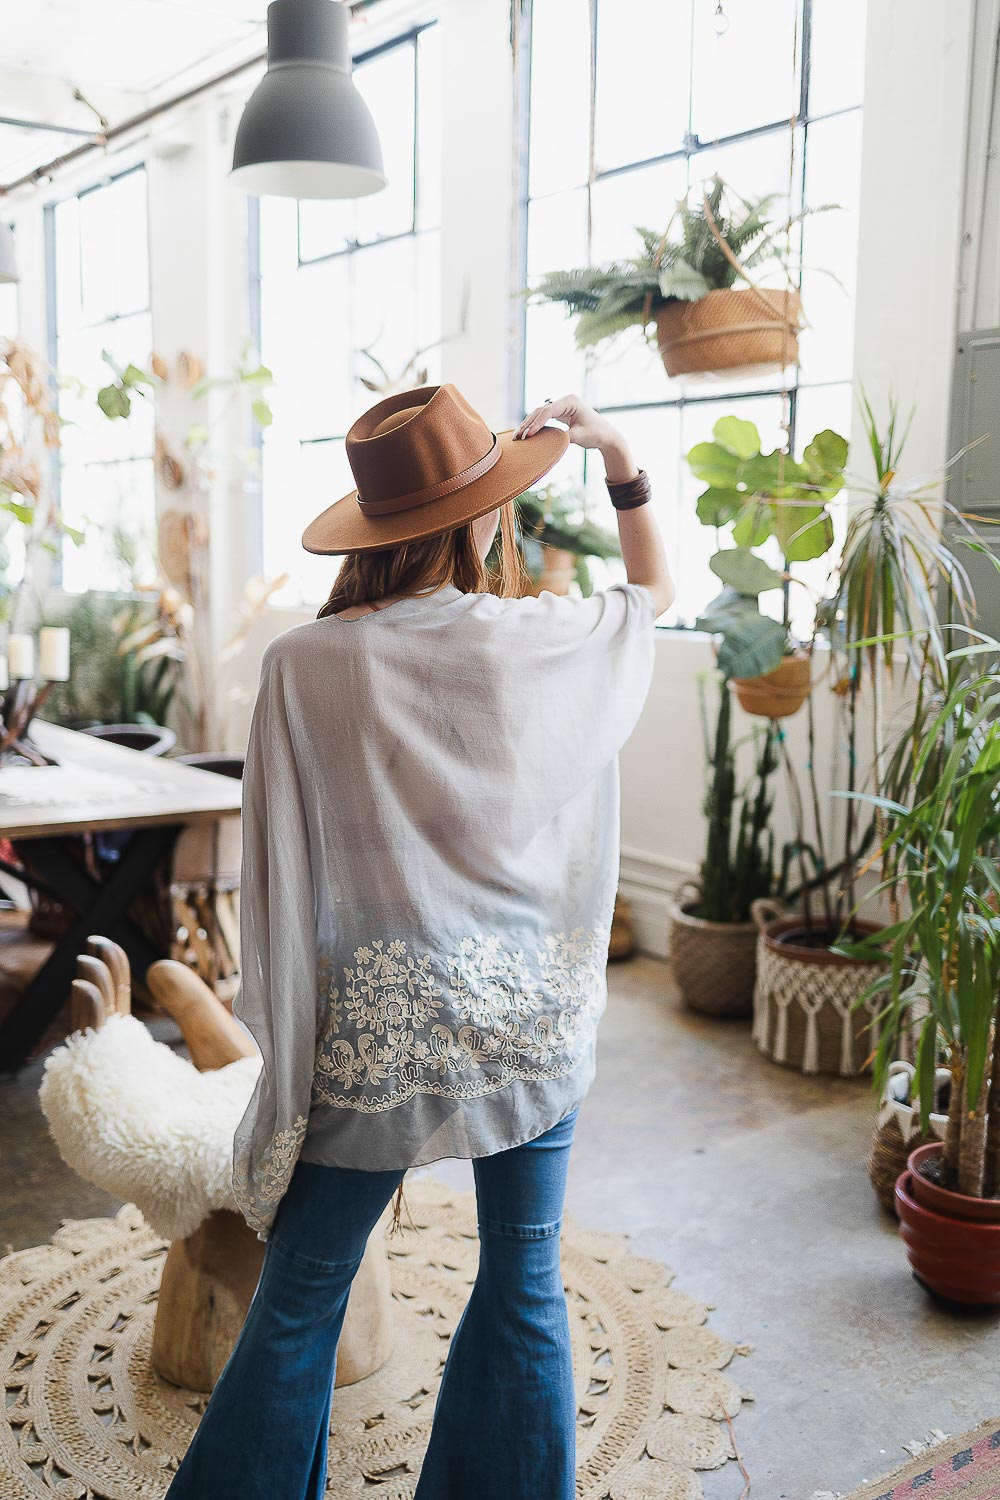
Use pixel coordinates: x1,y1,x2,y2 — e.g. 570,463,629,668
164,1108,578,1500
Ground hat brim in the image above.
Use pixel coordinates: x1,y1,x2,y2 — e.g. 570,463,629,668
301,424,569,556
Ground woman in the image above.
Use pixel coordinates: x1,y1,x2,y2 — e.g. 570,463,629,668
166,387,673,1500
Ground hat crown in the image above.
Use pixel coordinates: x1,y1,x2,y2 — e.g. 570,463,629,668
346,384,494,509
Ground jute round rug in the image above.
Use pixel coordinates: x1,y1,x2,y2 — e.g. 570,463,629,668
0,1178,751,1499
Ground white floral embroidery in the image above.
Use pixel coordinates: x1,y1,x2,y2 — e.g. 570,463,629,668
233,1114,309,1235
312,925,609,1115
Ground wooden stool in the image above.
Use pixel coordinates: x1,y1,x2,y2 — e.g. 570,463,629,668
70,945,394,1393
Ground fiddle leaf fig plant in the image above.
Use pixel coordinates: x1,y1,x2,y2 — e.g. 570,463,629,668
688,416,848,679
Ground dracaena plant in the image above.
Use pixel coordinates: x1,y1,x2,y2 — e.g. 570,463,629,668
840,636,1000,1200
686,414,848,679
532,177,830,350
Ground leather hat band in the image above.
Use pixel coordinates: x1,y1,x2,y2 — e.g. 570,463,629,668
356,433,501,517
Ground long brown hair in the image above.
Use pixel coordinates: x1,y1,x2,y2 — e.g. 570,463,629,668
317,501,527,618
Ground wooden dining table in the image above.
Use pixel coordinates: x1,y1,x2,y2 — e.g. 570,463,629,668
0,721,242,1072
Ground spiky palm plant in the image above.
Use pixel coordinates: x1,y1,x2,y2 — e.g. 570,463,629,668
532,177,823,350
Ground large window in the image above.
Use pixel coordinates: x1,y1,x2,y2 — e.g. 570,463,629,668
255,24,442,604
49,166,155,593
519,0,865,625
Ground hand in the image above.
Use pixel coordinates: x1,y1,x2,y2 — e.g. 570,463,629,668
514,394,637,483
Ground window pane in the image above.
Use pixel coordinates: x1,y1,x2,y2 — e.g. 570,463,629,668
53,170,154,591
790,381,852,637
299,38,417,260
594,0,690,172
0,281,17,339
690,125,803,220
527,189,588,281
524,302,586,412
798,111,861,384
590,157,687,264
585,405,680,614
355,42,416,245
60,457,156,593
690,0,803,144
808,0,867,116
261,434,352,605
528,0,591,197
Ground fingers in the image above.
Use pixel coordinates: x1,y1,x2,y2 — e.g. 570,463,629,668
514,394,576,440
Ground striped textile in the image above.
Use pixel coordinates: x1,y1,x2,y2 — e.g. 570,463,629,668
844,1421,1000,1500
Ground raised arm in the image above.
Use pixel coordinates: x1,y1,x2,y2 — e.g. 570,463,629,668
515,394,675,617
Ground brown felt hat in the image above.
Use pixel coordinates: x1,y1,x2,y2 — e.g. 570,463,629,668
301,383,569,555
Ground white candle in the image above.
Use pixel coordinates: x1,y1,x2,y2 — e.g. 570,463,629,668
38,626,71,682
8,634,34,680
0,656,8,693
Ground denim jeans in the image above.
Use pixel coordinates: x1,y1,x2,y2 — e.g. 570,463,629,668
164,1107,578,1500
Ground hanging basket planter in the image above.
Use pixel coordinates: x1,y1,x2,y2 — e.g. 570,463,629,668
730,651,811,719
655,287,801,380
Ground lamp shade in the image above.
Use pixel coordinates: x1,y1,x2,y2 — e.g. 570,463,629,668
0,221,18,285
232,0,386,200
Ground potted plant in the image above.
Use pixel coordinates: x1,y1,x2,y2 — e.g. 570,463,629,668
687,414,847,718
841,638,1000,1302
533,177,829,379
668,678,782,1016
749,398,983,1076
505,483,622,597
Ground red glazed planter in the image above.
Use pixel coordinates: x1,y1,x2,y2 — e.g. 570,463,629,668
907,1141,1000,1224
895,1159,1000,1306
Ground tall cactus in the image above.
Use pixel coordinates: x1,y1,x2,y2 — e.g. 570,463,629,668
698,681,778,923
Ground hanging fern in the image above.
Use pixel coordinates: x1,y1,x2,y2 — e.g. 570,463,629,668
531,175,836,352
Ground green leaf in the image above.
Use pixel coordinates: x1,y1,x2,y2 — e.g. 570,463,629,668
695,587,760,637
716,614,787,681
732,501,773,547
696,486,742,527
710,547,783,596
0,499,34,526
251,398,273,428
122,363,154,389
61,523,85,546
687,442,740,487
97,384,131,420
713,415,760,461
774,500,834,562
658,258,710,302
804,428,848,477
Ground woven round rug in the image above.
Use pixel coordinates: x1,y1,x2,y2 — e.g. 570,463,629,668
0,1179,751,1498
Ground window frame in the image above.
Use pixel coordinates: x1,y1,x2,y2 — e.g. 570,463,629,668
43,161,154,593
248,21,439,585
511,0,864,627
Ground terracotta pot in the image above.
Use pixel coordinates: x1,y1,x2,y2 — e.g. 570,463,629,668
751,904,886,1075
896,1154,1000,1306
667,897,757,1017
731,653,811,720
655,287,801,379
907,1141,1000,1224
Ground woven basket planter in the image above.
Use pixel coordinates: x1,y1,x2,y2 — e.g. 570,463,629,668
868,1059,949,1215
667,892,757,1017
750,901,886,1075
731,652,811,720
655,288,801,379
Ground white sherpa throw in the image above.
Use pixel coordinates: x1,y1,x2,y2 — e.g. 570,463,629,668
39,1015,262,1241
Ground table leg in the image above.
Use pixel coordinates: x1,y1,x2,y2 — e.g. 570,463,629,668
0,825,180,1073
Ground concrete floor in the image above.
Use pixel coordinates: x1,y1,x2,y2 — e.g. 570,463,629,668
2,957,998,1499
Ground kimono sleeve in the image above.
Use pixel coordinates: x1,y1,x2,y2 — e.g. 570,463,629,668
513,582,656,801
232,643,318,1239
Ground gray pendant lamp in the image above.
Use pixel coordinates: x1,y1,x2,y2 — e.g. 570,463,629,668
0,221,18,285
232,0,386,199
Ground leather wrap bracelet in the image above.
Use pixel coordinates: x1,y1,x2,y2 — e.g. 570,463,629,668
606,468,652,511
